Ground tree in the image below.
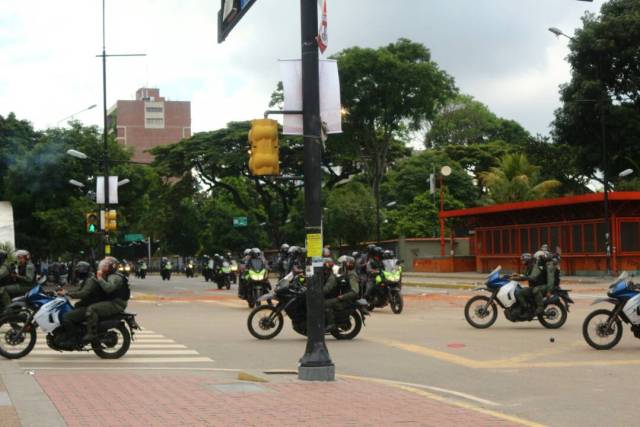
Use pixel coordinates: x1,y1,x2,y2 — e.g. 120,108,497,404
383,192,463,239
381,150,478,208
553,0,640,186
151,121,305,246
325,182,375,247
333,39,457,240
479,154,561,204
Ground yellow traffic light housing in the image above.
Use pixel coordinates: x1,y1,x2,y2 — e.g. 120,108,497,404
104,209,117,232
86,212,99,234
248,119,279,176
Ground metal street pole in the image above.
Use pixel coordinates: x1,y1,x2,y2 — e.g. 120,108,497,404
439,174,445,257
298,0,334,381
98,0,146,257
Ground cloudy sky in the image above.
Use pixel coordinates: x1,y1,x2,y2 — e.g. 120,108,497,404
1,0,603,141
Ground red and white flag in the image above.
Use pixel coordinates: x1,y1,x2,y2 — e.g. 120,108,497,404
316,0,328,53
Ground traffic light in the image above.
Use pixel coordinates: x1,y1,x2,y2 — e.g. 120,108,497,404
104,209,117,232
248,119,279,176
86,212,99,234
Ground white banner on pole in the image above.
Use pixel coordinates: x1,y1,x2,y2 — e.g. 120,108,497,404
279,59,342,136
96,176,119,204
0,202,15,248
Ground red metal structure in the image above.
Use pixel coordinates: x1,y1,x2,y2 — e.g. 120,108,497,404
440,192,640,275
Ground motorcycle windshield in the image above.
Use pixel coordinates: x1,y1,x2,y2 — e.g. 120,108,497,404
486,266,502,285
610,271,629,289
383,259,401,272
249,259,265,271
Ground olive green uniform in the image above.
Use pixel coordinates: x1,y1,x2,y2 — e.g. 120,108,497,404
323,271,360,328
515,265,541,308
532,261,556,314
62,273,128,340
0,261,35,311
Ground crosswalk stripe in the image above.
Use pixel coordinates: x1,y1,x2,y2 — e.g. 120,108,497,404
19,357,214,363
28,350,201,356
33,344,188,349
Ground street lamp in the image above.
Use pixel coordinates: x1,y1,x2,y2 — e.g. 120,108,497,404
56,104,97,126
66,149,89,160
117,179,130,187
619,169,634,178
439,166,452,257
549,26,612,273
68,179,85,188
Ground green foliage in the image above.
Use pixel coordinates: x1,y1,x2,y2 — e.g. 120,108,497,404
382,193,463,239
325,182,375,246
553,0,640,185
479,154,561,204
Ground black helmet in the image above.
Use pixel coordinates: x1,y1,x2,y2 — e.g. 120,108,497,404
351,251,360,258
367,244,376,254
75,261,92,279
280,243,290,253
0,250,7,263
382,250,394,259
520,253,533,265
288,245,299,255
251,248,261,258
338,255,356,271
373,246,384,257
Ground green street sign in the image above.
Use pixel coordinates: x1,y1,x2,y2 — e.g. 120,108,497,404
124,234,146,242
233,217,248,227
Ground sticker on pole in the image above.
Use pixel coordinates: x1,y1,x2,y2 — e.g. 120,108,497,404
306,233,323,258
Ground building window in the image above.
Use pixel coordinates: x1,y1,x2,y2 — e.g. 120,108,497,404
584,223,595,252
492,230,500,254
621,222,640,253
145,118,165,128
572,224,583,253
146,107,163,113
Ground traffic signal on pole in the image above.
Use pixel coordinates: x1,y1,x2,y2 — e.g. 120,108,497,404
86,212,99,234
248,119,280,176
104,209,117,232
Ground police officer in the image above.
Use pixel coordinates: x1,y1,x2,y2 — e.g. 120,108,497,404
276,244,291,279
0,250,35,312
364,246,384,301
58,257,129,342
323,256,360,331
513,253,536,312
59,261,99,342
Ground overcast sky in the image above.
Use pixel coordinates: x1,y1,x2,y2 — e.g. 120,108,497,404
0,0,604,141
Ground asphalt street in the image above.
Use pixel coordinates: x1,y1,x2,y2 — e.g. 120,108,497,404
5,273,639,426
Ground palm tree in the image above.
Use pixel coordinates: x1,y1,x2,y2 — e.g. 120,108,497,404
480,154,561,204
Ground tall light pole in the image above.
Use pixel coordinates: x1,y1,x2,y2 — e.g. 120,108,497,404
98,0,146,256
439,166,451,256
56,104,97,126
549,26,611,274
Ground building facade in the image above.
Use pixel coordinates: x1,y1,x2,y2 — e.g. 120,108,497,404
440,192,640,275
108,88,191,163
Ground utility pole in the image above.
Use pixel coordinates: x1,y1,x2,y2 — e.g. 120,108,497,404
297,0,334,381
98,0,145,256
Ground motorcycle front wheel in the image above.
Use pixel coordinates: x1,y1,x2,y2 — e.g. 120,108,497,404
247,306,284,340
92,323,131,359
331,312,362,340
390,292,404,314
538,302,568,329
583,309,623,350
464,295,498,329
0,314,37,359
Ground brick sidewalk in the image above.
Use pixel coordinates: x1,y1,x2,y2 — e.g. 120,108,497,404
0,377,20,427
34,372,531,427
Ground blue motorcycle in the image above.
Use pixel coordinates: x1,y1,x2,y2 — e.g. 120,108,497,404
464,266,573,329
583,271,640,350
0,278,139,359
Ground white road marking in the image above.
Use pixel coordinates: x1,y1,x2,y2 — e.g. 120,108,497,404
27,350,201,356
18,357,213,363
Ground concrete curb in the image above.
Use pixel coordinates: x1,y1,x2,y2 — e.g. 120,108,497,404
0,362,65,427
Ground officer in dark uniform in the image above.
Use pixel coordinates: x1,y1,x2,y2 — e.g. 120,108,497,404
0,250,36,312
323,256,360,331
364,246,384,301
58,257,129,342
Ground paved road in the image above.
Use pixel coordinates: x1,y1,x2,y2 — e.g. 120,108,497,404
3,274,639,426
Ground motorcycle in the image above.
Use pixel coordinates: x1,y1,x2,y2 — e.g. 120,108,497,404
367,259,404,314
242,258,270,308
230,261,239,285
203,262,213,282
185,263,195,278
0,278,140,360
582,271,640,350
161,266,172,281
464,265,573,329
247,274,369,340
214,262,231,290
118,263,131,278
